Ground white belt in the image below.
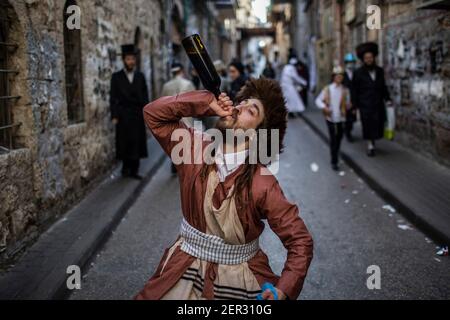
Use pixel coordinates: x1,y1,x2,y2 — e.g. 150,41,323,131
179,218,259,265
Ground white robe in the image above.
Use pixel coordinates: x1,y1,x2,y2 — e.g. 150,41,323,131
280,64,308,113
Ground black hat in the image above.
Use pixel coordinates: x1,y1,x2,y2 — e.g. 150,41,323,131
121,44,138,56
356,42,379,60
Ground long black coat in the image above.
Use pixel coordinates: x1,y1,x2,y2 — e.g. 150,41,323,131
351,65,391,140
110,70,149,160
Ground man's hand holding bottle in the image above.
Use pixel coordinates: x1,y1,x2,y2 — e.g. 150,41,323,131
209,92,234,118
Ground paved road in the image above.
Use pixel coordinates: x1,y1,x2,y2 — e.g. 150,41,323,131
70,118,450,300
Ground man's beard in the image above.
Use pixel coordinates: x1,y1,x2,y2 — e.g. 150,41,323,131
365,62,376,70
124,63,135,72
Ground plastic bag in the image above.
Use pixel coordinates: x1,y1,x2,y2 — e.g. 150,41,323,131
256,283,279,300
384,106,395,140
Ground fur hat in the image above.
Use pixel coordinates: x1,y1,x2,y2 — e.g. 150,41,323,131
235,77,287,158
356,42,379,60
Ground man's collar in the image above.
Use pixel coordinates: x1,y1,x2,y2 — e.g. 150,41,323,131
215,145,249,172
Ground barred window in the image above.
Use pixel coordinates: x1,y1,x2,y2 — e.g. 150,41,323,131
63,0,84,124
0,0,21,153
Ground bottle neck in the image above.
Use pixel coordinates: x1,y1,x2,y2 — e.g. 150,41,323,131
211,88,221,98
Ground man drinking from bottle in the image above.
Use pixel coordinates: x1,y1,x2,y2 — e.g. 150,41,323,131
135,77,313,300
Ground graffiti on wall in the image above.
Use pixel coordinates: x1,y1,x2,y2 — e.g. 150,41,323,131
385,10,450,163
386,13,448,105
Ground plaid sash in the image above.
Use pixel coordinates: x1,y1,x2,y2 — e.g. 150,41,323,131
179,218,259,265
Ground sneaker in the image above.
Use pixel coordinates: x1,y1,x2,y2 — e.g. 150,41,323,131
331,163,339,171
437,246,449,256
367,149,375,157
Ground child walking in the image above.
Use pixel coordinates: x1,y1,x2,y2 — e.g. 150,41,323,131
315,66,351,171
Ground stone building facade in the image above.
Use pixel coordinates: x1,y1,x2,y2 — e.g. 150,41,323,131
169,0,236,71
0,0,238,266
291,0,450,167
0,0,169,264
383,4,450,165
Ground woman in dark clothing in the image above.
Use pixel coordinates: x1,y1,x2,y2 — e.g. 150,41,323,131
228,61,248,102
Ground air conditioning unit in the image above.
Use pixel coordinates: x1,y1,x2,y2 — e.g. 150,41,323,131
416,0,450,9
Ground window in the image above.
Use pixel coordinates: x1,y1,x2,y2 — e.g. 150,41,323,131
134,27,143,72
149,38,156,100
63,0,84,124
0,1,21,153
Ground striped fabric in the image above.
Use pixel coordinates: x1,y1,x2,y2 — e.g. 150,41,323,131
179,218,259,265
181,267,261,300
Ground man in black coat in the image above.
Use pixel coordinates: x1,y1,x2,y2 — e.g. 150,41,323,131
352,42,392,157
110,44,149,179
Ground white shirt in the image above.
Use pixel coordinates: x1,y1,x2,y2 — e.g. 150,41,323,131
369,70,376,81
214,146,249,182
345,69,353,80
315,83,349,123
124,69,135,83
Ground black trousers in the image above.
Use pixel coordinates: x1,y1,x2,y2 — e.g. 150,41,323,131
122,158,140,176
326,121,344,165
345,110,356,139
345,118,354,138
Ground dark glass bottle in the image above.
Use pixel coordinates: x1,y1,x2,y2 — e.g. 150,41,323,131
182,34,221,98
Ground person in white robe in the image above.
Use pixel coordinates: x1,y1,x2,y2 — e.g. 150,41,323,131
280,58,308,116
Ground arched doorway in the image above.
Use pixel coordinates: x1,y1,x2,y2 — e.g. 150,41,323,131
63,0,84,124
134,27,143,72
170,4,184,63
149,37,156,100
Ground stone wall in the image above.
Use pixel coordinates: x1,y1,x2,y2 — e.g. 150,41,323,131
304,0,450,167
384,9,450,166
0,0,168,264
